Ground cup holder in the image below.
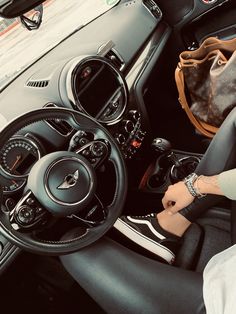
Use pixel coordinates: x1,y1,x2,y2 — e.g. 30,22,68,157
146,155,201,190
170,156,200,183
147,172,166,189
146,156,169,189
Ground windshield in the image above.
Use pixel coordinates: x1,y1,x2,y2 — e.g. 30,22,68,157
0,0,119,90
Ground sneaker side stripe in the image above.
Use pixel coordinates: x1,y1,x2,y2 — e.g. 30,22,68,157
127,216,166,240
114,218,174,264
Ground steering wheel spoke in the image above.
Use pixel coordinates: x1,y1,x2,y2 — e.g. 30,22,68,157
73,140,110,169
9,190,50,231
68,194,107,227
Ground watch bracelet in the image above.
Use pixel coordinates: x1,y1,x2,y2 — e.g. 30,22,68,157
184,173,204,198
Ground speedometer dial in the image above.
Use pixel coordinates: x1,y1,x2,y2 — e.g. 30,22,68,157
0,136,41,178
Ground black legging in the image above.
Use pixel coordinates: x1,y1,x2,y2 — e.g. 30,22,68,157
179,107,236,221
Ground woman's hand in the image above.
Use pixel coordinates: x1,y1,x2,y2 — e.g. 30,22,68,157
162,181,195,214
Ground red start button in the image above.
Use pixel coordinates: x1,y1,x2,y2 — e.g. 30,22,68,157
131,140,141,148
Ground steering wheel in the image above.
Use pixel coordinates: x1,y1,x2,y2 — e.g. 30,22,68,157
0,108,128,255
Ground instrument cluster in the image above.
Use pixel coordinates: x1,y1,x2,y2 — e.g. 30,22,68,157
0,134,42,194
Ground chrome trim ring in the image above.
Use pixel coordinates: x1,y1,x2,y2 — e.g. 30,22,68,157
65,55,128,125
44,157,95,206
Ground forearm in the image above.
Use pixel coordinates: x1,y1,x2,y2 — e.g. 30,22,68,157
162,169,236,215
194,175,223,196
195,169,236,200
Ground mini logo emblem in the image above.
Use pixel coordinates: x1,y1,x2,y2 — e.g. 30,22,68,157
57,170,79,190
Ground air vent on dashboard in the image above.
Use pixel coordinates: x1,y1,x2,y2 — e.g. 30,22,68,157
43,103,73,136
104,49,125,71
143,0,162,19
26,80,49,88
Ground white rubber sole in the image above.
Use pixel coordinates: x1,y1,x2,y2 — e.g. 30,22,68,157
114,218,175,264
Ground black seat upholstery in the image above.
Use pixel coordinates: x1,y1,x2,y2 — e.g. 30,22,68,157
60,205,234,314
176,206,231,271
61,236,205,314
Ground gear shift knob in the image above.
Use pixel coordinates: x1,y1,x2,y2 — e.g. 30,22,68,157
151,138,172,154
151,137,182,168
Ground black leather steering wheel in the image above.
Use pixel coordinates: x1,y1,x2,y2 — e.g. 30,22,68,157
0,108,128,255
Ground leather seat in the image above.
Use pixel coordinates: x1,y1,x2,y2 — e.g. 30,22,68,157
175,206,231,271
61,236,205,314
60,203,235,314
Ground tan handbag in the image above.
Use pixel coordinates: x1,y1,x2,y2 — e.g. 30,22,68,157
175,36,236,138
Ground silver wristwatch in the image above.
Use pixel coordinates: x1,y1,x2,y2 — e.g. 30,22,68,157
183,173,200,198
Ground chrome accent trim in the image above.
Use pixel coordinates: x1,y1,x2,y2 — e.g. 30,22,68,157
97,40,116,57
107,48,125,72
65,56,128,126
170,156,201,179
10,190,32,229
142,0,162,19
57,170,79,190
0,134,42,180
44,157,95,206
97,42,125,71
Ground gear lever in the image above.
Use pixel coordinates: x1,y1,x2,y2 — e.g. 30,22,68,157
152,137,201,183
151,138,182,168
151,138,191,185
147,138,175,188
151,138,172,154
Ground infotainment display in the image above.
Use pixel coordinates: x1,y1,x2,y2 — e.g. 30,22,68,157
77,64,119,117
70,56,128,124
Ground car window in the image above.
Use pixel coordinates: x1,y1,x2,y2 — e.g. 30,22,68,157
0,0,119,89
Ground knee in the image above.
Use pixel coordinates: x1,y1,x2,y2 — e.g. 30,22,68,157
225,107,236,124
223,107,236,128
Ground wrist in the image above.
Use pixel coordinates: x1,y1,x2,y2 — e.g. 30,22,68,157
183,173,206,198
193,175,207,198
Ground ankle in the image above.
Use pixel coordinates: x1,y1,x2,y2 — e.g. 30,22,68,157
157,212,191,237
156,213,180,237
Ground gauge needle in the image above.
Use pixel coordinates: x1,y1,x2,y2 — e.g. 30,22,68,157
10,155,22,171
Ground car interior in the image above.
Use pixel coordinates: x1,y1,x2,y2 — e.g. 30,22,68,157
0,0,236,313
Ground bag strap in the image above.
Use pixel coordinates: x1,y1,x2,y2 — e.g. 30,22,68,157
201,36,236,52
179,37,236,62
175,63,218,138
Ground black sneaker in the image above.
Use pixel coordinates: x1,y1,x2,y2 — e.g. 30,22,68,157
113,213,180,264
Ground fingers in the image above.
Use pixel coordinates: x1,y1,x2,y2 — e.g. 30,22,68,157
162,204,180,216
162,195,170,209
162,185,182,214
162,185,174,209
167,203,180,214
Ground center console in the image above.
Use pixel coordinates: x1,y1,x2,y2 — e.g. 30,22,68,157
112,109,146,159
139,138,202,194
